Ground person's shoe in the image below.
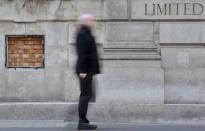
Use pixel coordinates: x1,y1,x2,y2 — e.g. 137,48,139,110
79,118,90,124
77,123,97,130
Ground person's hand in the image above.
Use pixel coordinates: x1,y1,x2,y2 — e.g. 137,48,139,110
79,73,87,79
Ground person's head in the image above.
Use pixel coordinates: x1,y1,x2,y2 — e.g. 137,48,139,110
78,14,96,28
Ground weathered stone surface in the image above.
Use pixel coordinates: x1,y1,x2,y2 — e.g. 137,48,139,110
96,68,164,104
25,22,69,46
160,22,205,43
48,0,103,20
131,0,205,20
0,45,5,68
55,103,78,121
103,0,128,19
23,71,45,102
0,22,69,46
88,103,205,123
6,70,25,102
1,103,205,123
161,48,205,68
0,69,65,102
0,69,7,101
45,0,74,20
165,68,205,104
0,23,25,35
1,0,205,21
10,104,33,120
44,68,65,101
72,0,103,19
0,22,70,102
0,0,103,21
31,104,56,120
0,1,205,124
64,70,80,102
45,45,69,69
47,0,103,20
105,22,154,43
0,0,25,21
162,47,205,104
0,104,15,119
68,44,77,70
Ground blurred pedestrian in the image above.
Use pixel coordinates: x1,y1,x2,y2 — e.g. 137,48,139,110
75,14,100,130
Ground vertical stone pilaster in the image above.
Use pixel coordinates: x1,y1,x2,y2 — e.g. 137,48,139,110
153,22,161,54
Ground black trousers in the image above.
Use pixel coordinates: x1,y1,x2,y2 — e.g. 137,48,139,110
78,74,93,123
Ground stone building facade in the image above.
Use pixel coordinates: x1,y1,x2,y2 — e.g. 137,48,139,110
0,0,205,122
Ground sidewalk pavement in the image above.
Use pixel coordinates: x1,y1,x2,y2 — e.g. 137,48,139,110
0,120,204,131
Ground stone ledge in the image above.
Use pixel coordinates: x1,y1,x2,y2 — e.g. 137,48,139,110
101,54,161,60
103,43,157,49
0,103,205,123
102,44,160,60
0,120,66,128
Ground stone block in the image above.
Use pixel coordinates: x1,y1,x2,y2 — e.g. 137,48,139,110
55,103,78,121
68,44,77,70
23,71,45,102
165,68,205,104
72,0,103,20
0,104,14,119
0,0,22,21
44,69,65,101
47,0,103,20
26,22,69,46
160,22,205,43
0,45,5,68
44,0,74,20
64,69,80,102
96,68,164,104
13,0,47,22
103,0,128,20
45,45,69,69
105,22,153,43
65,44,79,102
4,69,51,102
68,23,77,44
88,104,205,123
0,23,25,35
6,70,25,102
10,104,32,120
31,104,55,120
161,48,205,68
0,69,7,102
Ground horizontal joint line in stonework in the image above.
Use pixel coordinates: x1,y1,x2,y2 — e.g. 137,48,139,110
0,19,204,23
160,43,205,45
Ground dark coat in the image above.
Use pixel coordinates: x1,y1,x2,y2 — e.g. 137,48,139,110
75,26,100,75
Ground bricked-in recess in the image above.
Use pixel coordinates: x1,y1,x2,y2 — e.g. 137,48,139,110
6,35,44,68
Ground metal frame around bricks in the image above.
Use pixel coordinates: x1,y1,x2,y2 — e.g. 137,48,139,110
5,35,45,69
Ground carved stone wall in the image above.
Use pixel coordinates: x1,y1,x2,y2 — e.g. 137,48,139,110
0,0,204,104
